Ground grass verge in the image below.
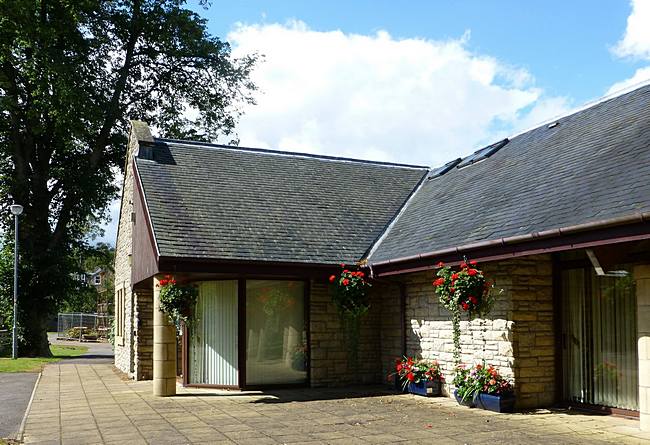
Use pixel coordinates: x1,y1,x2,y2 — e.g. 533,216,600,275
0,344,88,373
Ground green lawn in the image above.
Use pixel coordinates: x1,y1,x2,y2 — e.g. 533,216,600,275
0,344,88,373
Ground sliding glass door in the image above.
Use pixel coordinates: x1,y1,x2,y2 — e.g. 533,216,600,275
561,266,638,410
189,281,239,386
245,280,307,385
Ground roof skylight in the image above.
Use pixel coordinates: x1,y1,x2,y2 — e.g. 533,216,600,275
456,138,509,169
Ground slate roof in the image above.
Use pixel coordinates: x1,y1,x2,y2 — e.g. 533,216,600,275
368,84,650,263
135,141,427,264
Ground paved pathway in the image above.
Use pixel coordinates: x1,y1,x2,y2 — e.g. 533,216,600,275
48,333,114,364
23,364,650,445
0,372,38,440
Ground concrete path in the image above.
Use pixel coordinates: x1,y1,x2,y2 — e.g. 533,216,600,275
48,332,114,364
0,372,38,440
22,363,650,445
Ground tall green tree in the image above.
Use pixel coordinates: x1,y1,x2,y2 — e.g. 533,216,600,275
0,0,257,355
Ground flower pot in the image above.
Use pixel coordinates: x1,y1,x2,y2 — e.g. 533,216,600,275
291,355,306,371
475,392,515,413
408,380,442,397
453,389,476,407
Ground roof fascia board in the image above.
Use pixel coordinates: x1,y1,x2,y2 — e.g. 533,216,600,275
371,218,650,277
133,159,161,260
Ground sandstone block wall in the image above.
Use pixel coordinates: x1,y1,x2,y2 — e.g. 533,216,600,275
113,132,137,376
134,288,154,380
309,280,383,386
378,254,555,408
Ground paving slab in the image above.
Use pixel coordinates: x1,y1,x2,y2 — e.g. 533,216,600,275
21,363,650,444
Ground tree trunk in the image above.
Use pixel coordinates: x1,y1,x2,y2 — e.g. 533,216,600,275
20,304,52,357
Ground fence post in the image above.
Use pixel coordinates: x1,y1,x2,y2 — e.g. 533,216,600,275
80,313,83,341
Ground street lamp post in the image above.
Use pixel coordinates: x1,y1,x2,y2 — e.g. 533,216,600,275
10,204,23,360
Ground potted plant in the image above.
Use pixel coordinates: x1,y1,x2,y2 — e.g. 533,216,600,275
452,365,476,407
291,343,308,371
454,363,515,412
158,275,198,331
329,265,371,365
432,260,495,366
395,357,444,397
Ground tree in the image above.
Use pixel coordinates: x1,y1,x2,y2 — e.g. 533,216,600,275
0,0,257,355
60,243,115,314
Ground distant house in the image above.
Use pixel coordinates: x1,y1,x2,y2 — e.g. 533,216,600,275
115,85,650,429
71,267,114,315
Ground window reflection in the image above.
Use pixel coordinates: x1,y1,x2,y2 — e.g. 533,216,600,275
246,280,307,385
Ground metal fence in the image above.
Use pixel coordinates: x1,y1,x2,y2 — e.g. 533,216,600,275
57,313,113,342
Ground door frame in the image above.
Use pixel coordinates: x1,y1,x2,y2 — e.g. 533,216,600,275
181,277,311,390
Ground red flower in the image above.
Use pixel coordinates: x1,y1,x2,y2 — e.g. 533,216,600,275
460,262,467,269
358,271,365,277
340,263,345,267
433,278,444,286
450,287,455,293
436,261,445,268
451,273,459,281
469,260,477,266
342,278,350,286
461,302,469,311
396,363,403,372
329,275,336,283
407,372,415,381
467,268,478,276
469,296,477,304
343,269,349,274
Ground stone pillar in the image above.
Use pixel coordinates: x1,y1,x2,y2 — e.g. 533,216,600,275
153,275,176,396
635,265,650,431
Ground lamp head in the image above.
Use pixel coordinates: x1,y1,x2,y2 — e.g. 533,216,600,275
10,204,23,216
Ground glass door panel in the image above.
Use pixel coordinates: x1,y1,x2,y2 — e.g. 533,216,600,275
189,281,239,386
245,280,307,385
561,267,638,410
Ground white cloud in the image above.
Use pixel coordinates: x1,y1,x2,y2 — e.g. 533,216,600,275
612,0,650,60
99,20,578,246
228,21,568,167
606,66,650,95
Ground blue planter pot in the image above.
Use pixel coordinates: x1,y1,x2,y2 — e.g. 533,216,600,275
408,380,442,397
475,392,516,413
453,389,476,407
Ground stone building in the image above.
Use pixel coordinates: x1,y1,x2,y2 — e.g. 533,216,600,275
114,84,650,430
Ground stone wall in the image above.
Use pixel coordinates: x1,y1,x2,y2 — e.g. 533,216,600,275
378,254,555,408
309,280,383,386
134,288,154,380
113,130,137,375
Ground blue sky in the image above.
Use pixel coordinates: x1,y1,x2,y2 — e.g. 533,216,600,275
100,0,650,244
193,0,641,104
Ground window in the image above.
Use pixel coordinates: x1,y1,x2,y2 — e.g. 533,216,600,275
245,280,307,385
115,288,125,346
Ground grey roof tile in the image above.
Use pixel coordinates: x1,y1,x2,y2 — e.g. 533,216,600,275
369,84,650,263
136,143,427,264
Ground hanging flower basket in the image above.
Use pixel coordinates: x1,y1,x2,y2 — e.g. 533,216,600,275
432,260,496,366
432,260,494,317
157,275,198,331
329,265,371,365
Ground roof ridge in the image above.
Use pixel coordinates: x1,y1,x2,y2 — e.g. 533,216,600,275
152,138,430,170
